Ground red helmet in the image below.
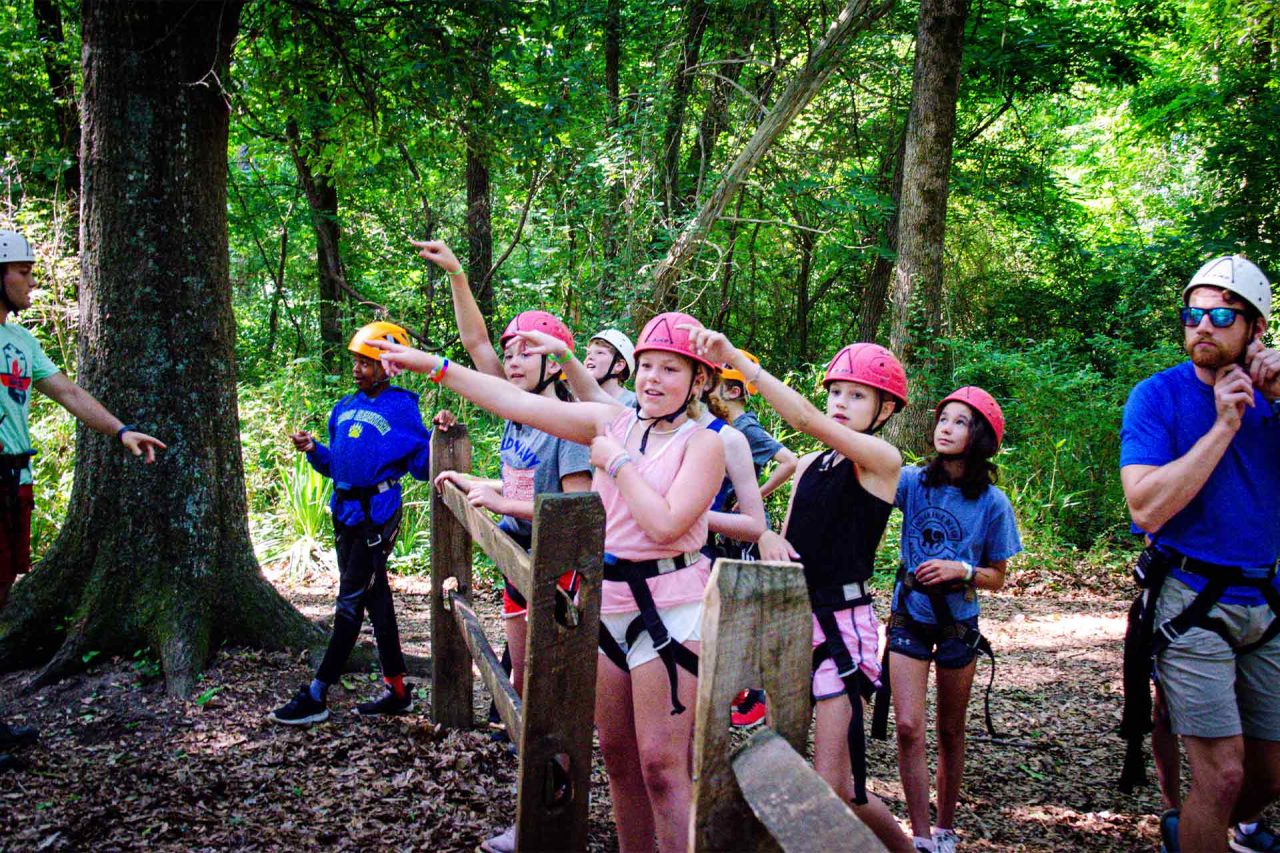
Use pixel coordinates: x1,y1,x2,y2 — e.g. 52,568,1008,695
936,386,1004,447
633,312,720,371
499,310,575,352
823,343,908,410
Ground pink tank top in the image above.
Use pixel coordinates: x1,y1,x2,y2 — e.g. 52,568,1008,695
594,409,712,614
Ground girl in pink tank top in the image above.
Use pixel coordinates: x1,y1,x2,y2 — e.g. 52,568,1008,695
377,311,725,853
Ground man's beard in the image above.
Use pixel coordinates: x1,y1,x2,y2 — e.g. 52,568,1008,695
1186,335,1242,369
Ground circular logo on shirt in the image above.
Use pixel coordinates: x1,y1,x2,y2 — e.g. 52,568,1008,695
909,506,963,557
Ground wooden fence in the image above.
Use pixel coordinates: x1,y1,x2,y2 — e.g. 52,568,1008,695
429,424,605,852
690,559,888,852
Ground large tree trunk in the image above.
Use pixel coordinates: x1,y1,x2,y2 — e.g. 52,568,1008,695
886,0,969,452
659,0,712,231
856,127,908,340
0,0,321,698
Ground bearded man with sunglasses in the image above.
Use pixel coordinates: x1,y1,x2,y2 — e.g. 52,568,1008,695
1120,255,1280,853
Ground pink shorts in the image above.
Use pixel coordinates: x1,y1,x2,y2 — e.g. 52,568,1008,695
812,603,882,701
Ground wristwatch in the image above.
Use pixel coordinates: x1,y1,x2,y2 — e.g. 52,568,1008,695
116,423,137,442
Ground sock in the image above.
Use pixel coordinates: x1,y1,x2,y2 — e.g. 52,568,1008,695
385,674,406,698
308,679,328,703
913,838,935,852
1238,822,1259,836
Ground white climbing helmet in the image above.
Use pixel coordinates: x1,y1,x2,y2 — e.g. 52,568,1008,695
1182,255,1272,323
0,230,35,265
590,328,636,378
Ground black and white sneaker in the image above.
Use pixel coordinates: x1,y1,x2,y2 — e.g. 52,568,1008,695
355,687,413,716
268,686,330,726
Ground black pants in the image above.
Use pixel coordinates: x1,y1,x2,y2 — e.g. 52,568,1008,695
316,510,407,685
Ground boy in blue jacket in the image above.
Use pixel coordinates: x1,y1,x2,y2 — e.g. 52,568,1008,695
270,322,447,725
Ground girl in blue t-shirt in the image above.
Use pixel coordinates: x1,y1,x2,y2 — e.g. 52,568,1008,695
887,386,1021,853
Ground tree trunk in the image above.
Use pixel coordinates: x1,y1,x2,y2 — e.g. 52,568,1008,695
286,117,346,371
0,0,322,698
33,0,81,201
649,0,894,312
886,0,969,452
605,0,622,129
856,127,907,340
465,2,496,321
659,0,712,231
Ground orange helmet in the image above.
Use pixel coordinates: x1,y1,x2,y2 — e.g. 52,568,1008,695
720,350,760,395
349,321,409,360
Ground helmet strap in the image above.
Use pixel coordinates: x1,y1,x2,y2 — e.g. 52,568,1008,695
601,353,626,384
860,390,889,435
531,355,558,395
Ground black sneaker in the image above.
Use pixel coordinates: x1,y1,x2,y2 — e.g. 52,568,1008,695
355,687,413,716
268,686,330,726
0,722,38,748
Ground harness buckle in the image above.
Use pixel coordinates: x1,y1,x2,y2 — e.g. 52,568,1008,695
842,581,868,602
656,556,678,574
1157,621,1182,645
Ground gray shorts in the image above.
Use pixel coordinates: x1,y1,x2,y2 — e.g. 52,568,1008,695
1154,577,1280,740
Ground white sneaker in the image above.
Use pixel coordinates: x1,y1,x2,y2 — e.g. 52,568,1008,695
478,825,516,853
933,828,959,853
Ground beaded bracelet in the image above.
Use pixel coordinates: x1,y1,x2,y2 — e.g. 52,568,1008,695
606,452,633,479
428,357,451,384
748,360,764,384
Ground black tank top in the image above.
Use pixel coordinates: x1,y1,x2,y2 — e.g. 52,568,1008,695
785,450,892,593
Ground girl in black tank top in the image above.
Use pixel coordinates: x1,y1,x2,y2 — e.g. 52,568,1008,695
684,328,916,853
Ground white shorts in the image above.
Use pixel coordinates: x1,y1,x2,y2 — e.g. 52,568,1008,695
598,601,703,670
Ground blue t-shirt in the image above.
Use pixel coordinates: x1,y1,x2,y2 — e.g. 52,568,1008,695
893,466,1022,623
496,420,592,541
306,386,433,526
1120,360,1280,603
732,411,784,473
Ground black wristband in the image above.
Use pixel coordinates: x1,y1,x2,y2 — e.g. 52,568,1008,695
117,424,137,442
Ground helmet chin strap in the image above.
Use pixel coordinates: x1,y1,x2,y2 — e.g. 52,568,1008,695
636,372,697,453
859,390,889,435
600,353,625,384
531,355,559,395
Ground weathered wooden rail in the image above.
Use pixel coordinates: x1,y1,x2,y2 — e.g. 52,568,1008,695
691,559,888,852
429,424,605,852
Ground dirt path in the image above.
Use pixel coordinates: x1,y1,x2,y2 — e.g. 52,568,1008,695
0,571,1232,851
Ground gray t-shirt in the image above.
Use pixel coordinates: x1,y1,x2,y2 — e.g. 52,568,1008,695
615,388,637,408
498,420,592,540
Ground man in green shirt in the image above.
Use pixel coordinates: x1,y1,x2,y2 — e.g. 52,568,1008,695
0,230,166,770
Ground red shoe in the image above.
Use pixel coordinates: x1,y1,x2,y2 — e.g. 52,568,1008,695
730,688,767,728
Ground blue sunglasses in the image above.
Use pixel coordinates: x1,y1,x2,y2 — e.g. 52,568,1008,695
1180,306,1247,328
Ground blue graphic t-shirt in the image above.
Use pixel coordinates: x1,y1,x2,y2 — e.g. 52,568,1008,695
306,386,433,526
496,420,592,541
893,466,1022,623
0,323,60,485
1120,360,1280,604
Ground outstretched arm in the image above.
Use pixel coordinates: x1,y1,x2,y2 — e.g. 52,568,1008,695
515,330,621,406
36,373,166,463
373,341,611,445
411,239,504,378
685,327,900,497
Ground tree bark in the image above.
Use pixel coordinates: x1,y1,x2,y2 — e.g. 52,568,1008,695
886,0,970,452
649,0,895,312
0,0,322,698
33,0,81,201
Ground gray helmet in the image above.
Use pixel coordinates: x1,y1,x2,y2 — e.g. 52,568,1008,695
0,230,35,265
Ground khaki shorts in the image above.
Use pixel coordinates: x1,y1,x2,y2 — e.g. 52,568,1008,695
598,601,702,671
1154,577,1280,740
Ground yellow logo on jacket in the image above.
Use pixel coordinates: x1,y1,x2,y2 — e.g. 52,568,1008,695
348,424,363,439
